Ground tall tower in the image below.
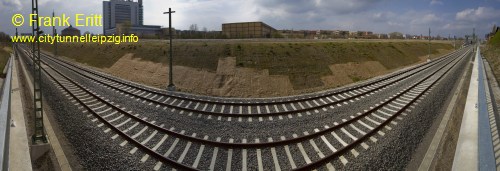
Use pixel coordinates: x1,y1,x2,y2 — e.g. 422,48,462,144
139,0,143,25
103,0,142,35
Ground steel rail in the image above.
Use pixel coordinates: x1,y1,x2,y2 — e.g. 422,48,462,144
38,47,468,117
295,46,472,170
18,45,471,149
17,45,471,170
17,45,198,171
40,45,466,105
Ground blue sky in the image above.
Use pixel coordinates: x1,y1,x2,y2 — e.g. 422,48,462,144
1,0,499,38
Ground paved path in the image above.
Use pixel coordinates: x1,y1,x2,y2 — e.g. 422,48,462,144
9,54,32,171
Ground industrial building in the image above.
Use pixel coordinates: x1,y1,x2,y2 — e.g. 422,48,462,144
103,0,161,37
222,22,277,39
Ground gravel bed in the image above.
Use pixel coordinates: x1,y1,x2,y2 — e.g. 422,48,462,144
41,67,148,170
27,46,472,170
40,52,454,142
342,49,471,170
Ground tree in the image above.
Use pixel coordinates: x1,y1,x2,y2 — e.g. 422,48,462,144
0,32,10,43
117,21,132,35
188,24,199,38
189,24,198,31
202,27,208,38
389,32,403,39
272,31,284,38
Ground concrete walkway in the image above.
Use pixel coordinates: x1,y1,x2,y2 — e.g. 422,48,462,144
453,46,496,170
482,59,500,169
9,54,32,171
452,47,480,170
16,50,72,171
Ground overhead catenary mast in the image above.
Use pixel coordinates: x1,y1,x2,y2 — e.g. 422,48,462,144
53,10,57,57
32,0,48,144
428,28,431,62
164,8,176,91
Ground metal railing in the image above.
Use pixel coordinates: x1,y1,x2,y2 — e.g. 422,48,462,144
0,54,13,170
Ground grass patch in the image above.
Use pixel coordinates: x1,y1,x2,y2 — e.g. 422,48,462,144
483,31,500,83
489,31,500,47
0,43,12,77
348,75,363,82
40,40,453,90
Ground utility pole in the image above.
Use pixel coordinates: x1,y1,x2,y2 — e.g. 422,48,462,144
454,35,456,50
473,28,476,44
428,28,431,61
31,0,47,144
53,10,57,57
14,28,18,56
163,8,175,91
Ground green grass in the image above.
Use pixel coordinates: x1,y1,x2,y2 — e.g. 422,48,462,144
489,31,500,47
40,40,453,89
0,43,12,77
483,31,500,83
348,75,363,82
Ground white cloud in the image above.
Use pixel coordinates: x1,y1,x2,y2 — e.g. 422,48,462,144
39,0,62,6
387,21,403,27
0,0,22,11
372,12,396,22
253,0,385,19
145,0,259,30
456,7,500,21
411,13,442,25
430,0,443,5
0,0,498,38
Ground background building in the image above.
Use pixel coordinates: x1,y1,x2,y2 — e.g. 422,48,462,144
222,22,277,39
106,25,162,37
279,30,306,39
103,0,161,37
103,0,141,34
61,25,81,36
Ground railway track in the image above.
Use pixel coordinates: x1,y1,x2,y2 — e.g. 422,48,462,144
25,44,467,120
16,44,472,170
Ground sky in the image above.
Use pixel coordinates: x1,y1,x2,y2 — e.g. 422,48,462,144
0,0,499,38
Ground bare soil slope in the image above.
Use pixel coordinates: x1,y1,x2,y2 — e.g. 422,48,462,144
103,52,447,98
106,55,294,97
42,40,454,97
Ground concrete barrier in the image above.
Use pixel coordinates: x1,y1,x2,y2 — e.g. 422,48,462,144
0,55,13,170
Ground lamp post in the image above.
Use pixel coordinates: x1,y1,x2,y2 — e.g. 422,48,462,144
164,8,176,91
